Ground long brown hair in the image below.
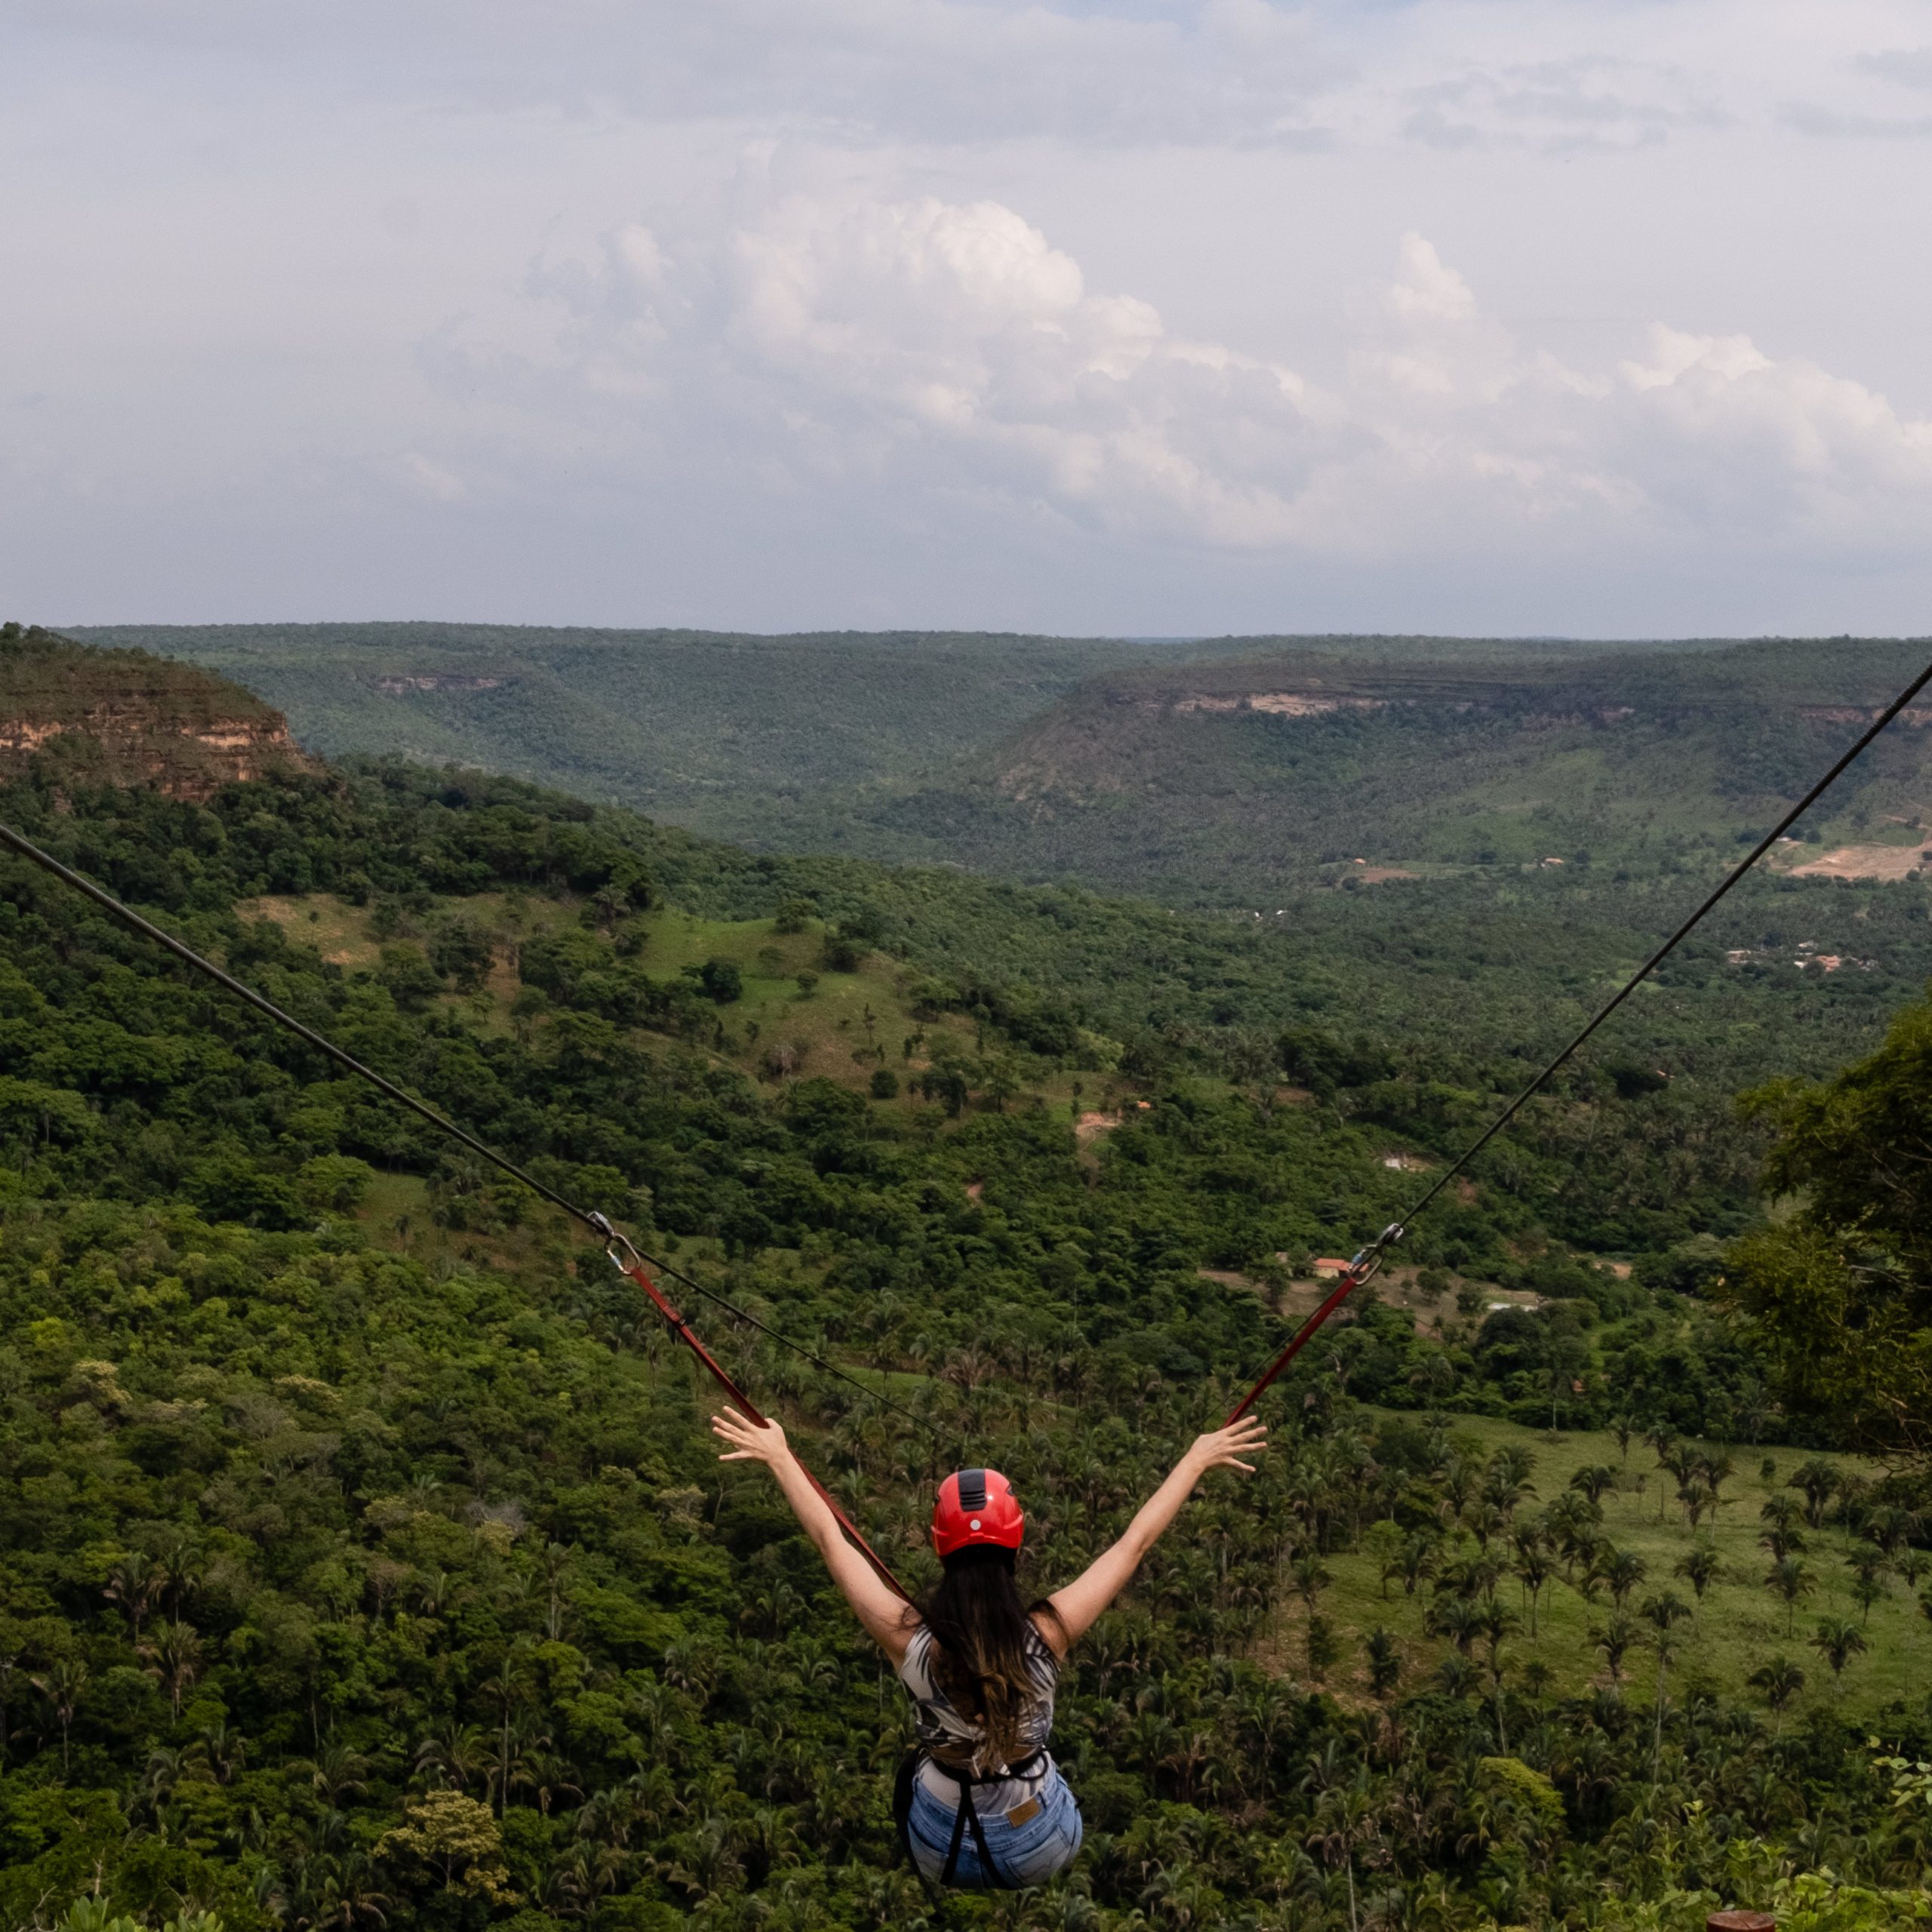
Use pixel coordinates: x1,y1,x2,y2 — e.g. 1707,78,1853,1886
913,1546,1063,1770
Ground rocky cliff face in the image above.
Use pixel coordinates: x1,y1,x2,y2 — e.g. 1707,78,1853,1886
0,624,321,801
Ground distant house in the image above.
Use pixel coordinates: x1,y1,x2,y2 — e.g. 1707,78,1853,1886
1312,1258,1352,1278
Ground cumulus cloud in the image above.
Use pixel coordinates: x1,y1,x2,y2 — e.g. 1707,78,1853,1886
490,194,1932,568
12,0,1932,629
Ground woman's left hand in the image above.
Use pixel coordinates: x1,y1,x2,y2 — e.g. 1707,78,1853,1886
711,1407,792,1469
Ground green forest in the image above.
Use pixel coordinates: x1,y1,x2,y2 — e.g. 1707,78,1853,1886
74,626,1932,916
0,632,1929,1931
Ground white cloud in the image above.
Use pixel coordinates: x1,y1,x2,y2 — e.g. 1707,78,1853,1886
484,192,1932,569
10,0,1932,630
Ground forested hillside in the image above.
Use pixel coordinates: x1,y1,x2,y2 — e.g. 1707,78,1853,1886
0,697,1927,1930
63,626,1738,869
72,627,1932,921
826,639,1932,907
63,626,1197,842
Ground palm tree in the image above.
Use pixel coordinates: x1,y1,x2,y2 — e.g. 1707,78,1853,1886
1847,1546,1890,1624
1746,1657,1806,1725
414,1720,488,1792
1398,1533,1438,1597
1364,1627,1401,1700
137,1621,204,1721
1791,1458,1837,1529
1291,1552,1332,1611
104,1551,159,1641
1478,1598,1520,1751
1364,1520,1404,1600
1673,1542,1721,1607
1678,1474,1714,1532
157,1538,203,1622
1546,1491,1603,1575
1426,1595,1484,1657
1638,1590,1691,1777
30,1658,85,1774
1807,1615,1869,1687
1569,1465,1617,1507
1760,1492,1806,1559
1645,1427,1678,1503
1701,1450,1737,1518
1592,1613,1638,1684
1304,1614,1339,1684
1513,1542,1555,1638
1598,1546,1647,1609
1765,1555,1815,1637
1464,1500,1507,1551
1483,1446,1535,1520
1413,1353,1457,1417
1307,1774,1377,1932
1865,1503,1920,1557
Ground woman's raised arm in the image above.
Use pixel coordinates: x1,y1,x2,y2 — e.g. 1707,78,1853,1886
1039,1417,1268,1654
711,1407,915,1662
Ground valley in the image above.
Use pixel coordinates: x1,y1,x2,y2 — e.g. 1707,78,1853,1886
0,626,1925,1931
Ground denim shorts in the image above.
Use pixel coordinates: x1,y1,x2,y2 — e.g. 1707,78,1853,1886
905,1764,1083,1888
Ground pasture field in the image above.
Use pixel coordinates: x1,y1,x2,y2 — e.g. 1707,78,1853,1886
1301,1410,1924,1719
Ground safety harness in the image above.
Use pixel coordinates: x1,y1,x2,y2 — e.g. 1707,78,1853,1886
893,1747,1045,1890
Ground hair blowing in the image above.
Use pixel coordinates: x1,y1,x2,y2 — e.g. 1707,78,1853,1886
912,1546,1063,1773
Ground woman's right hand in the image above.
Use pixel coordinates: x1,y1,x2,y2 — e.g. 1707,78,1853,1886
1182,1416,1269,1478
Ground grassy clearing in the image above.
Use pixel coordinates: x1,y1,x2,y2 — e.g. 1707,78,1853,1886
238,890,1108,1109
1291,1409,1926,1720
632,906,971,1093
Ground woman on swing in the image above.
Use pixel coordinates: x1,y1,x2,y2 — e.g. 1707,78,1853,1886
710,1406,1269,1889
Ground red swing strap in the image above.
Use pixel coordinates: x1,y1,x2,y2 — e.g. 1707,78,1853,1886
1225,1224,1403,1425
605,1235,912,1603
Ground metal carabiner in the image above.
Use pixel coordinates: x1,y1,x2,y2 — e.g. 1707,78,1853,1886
587,1210,643,1276
1348,1221,1406,1288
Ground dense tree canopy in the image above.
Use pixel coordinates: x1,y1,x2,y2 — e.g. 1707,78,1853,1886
0,760,1925,1932
1724,995,1932,1466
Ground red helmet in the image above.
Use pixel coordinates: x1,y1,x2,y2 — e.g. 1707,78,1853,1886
931,1468,1024,1558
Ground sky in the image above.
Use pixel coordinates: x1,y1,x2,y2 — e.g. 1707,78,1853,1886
5,0,1932,638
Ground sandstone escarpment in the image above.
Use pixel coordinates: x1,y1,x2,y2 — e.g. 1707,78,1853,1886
0,623,322,801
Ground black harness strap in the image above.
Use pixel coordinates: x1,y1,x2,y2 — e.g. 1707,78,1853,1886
942,1774,1001,1889
897,1751,1044,1891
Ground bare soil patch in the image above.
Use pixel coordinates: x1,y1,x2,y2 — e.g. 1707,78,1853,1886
1786,842,1931,882
1197,1267,1260,1295
1074,1110,1121,1143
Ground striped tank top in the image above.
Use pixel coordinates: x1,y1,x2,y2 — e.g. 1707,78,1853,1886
897,1620,1060,1808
